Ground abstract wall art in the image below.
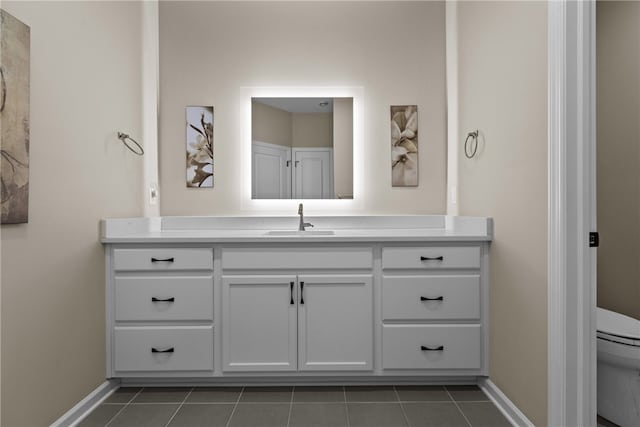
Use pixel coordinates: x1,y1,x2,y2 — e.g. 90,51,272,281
0,9,30,224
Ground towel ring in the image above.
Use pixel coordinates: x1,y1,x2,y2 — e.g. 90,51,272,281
117,132,144,156
464,130,479,159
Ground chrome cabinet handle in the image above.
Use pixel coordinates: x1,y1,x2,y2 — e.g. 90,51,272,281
420,345,444,351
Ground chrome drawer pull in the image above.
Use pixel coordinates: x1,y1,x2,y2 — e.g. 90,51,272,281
420,296,444,302
421,345,444,352
151,347,174,353
151,257,175,263
151,297,175,303
420,256,444,261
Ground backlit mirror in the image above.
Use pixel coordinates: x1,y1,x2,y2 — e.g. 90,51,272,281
252,97,353,199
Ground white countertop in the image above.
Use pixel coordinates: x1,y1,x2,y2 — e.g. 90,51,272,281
101,215,493,244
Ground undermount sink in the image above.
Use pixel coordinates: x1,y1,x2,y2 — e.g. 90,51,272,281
265,230,335,236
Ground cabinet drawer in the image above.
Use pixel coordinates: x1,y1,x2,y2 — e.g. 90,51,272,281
115,276,213,321
114,326,213,372
113,248,213,271
382,325,481,370
222,247,372,270
382,246,480,270
383,275,480,320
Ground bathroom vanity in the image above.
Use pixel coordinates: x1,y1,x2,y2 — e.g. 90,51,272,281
101,215,492,384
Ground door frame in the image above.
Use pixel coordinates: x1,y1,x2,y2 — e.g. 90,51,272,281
548,1,597,425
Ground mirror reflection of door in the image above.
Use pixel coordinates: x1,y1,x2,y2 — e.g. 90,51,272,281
251,97,352,199
292,148,333,199
252,141,291,199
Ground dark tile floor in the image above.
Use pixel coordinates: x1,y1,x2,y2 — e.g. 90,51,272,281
78,385,512,427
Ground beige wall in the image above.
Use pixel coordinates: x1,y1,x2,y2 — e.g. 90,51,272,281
456,2,548,425
0,2,554,425
159,1,446,215
251,103,333,149
252,101,293,147
291,112,332,148
0,2,144,426
334,97,354,198
596,0,640,321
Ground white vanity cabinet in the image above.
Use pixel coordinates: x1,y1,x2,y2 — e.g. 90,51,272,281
102,215,492,382
107,247,214,377
221,247,373,373
381,245,487,374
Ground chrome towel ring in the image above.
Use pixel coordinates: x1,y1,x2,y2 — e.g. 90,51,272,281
117,132,144,156
464,130,479,159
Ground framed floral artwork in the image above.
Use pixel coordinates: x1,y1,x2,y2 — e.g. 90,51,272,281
390,105,418,187
1,10,30,224
186,106,213,188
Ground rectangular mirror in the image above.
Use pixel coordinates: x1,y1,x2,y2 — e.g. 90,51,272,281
252,97,353,199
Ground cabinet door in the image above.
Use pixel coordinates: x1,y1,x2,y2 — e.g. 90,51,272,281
222,275,297,372
297,274,373,371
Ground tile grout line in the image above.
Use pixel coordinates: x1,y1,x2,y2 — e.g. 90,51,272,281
394,386,412,427
224,386,244,427
163,387,194,427
286,386,294,427
445,386,473,427
343,386,351,427
104,387,144,427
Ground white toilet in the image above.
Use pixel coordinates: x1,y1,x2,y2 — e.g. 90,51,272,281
597,307,640,427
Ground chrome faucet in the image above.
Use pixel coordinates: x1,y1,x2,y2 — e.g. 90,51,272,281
298,203,314,231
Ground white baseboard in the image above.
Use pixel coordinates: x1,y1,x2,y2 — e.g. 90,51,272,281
479,378,534,427
50,380,120,427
